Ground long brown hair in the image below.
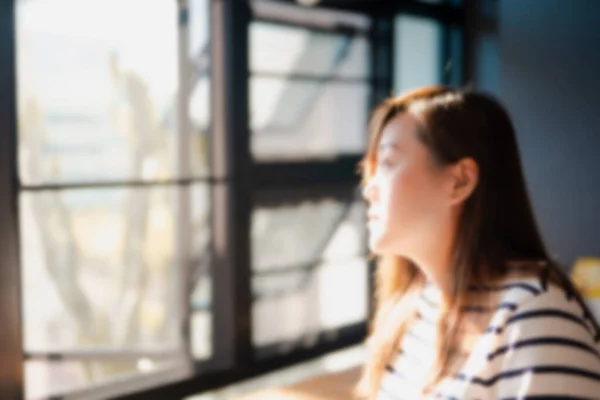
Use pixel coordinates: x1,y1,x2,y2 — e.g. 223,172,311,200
357,86,599,398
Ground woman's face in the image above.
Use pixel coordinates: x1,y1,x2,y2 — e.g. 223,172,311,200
362,112,454,257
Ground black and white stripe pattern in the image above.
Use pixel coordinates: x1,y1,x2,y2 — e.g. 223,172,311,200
378,276,600,399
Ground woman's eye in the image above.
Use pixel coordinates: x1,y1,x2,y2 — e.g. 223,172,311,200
378,158,394,169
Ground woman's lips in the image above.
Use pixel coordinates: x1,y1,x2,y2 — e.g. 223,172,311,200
367,210,379,221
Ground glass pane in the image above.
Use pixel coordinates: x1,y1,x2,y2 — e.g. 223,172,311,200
20,184,210,352
188,0,211,177
250,78,370,160
16,0,209,184
190,310,211,359
393,15,442,95
189,184,212,360
252,200,366,272
25,357,182,399
250,21,370,79
189,76,210,176
189,0,210,59
251,200,367,347
252,258,368,348
20,184,210,396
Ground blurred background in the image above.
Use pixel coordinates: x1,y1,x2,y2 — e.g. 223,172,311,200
1,0,599,399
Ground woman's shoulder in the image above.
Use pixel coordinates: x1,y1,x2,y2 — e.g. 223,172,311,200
486,269,599,341
467,263,596,330
467,265,547,311
485,269,574,310
468,272,600,399
479,261,574,306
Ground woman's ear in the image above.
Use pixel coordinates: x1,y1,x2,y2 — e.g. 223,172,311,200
447,157,479,205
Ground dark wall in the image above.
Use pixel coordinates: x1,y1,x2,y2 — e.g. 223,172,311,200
496,0,600,267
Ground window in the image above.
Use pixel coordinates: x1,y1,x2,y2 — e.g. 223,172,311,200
16,0,211,398
2,0,467,398
251,198,368,350
248,1,372,361
393,0,467,94
249,2,372,161
394,15,443,95
250,77,370,159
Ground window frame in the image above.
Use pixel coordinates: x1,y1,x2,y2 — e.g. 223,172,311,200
249,4,375,162
0,0,468,399
0,1,23,399
11,0,202,398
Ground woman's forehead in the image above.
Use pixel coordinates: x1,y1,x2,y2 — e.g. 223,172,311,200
378,112,421,149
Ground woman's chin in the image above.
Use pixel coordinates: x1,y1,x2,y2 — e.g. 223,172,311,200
368,235,388,255
368,233,405,257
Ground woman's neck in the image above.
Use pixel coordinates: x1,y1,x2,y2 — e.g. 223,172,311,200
409,227,456,296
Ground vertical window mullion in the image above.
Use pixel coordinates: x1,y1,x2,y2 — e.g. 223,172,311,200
0,0,24,398
210,0,253,370
176,0,194,365
370,15,394,108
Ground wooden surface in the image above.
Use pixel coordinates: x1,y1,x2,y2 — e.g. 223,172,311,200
235,367,363,400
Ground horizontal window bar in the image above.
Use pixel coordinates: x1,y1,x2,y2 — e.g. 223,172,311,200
252,155,363,190
252,16,368,36
251,3,371,35
32,361,190,400
119,322,366,399
265,0,465,25
24,348,181,362
263,0,377,17
251,71,379,84
19,177,227,192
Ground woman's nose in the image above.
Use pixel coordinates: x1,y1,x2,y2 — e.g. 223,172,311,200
362,178,378,203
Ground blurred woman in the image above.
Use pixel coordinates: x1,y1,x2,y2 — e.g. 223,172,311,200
358,87,600,399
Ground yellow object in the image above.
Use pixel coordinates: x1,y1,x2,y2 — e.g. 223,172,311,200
571,257,600,298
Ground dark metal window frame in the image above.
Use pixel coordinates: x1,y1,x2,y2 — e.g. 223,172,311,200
0,0,468,399
0,1,23,399
149,2,468,398
249,5,374,140
11,0,205,398
247,4,377,370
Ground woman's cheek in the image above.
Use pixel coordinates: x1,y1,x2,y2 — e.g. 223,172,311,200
382,171,407,226
388,165,427,225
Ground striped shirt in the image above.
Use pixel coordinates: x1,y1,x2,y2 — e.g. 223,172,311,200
379,275,600,399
